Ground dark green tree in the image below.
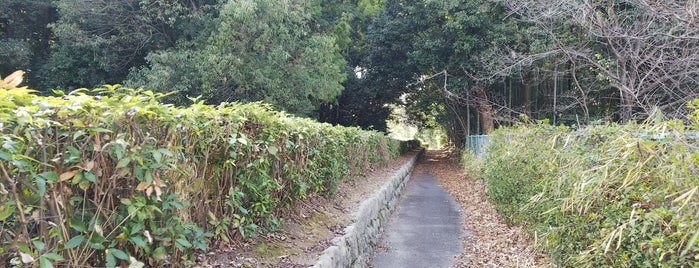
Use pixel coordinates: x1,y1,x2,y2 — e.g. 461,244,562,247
312,0,390,129
365,0,531,143
42,0,218,90
124,1,222,104
0,0,56,88
130,0,347,117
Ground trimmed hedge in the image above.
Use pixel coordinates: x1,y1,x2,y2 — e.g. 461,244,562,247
468,112,699,267
0,86,414,266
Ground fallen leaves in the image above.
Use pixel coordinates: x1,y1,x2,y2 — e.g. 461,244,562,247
422,149,554,268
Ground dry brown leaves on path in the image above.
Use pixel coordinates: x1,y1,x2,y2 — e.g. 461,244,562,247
421,149,555,268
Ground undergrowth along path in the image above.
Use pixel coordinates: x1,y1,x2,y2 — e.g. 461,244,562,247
191,149,554,267
190,152,419,267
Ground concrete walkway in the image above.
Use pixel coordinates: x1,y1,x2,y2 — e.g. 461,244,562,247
369,171,463,268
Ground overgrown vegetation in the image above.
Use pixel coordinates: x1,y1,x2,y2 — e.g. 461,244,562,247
465,108,699,267
0,82,413,267
0,0,388,127
5,0,697,141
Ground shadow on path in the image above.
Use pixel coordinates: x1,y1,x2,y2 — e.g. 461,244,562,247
369,169,463,268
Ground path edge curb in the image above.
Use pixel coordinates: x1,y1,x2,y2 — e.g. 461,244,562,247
311,149,423,268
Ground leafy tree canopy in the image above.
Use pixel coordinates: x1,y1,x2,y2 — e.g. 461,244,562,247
129,0,347,117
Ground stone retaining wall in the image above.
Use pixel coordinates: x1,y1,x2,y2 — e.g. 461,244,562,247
312,150,422,268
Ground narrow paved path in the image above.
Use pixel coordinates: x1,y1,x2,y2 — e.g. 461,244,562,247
369,171,463,268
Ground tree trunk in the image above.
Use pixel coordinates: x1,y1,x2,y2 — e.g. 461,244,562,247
475,88,495,134
522,71,533,116
553,64,558,125
619,88,634,122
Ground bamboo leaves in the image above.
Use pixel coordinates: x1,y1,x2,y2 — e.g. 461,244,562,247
481,118,699,266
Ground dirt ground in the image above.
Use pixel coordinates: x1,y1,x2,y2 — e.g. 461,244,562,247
189,152,418,267
191,149,555,267
422,149,555,268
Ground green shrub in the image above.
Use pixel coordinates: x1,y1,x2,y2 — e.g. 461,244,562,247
460,150,484,180
0,85,405,267
483,123,565,225
480,115,699,267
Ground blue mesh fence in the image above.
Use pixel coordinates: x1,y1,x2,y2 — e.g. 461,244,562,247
466,135,490,159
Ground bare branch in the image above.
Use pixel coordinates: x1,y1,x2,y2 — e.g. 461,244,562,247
498,0,699,120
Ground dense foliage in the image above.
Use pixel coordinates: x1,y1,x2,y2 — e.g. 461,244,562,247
127,0,348,116
2,0,697,136
3,0,697,265
0,0,55,87
0,0,386,122
365,0,698,144
364,0,571,144
467,111,699,266
0,83,411,266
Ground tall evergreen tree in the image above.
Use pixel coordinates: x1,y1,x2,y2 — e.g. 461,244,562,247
42,0,218,90
129,0,347,117
312,0,390,129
